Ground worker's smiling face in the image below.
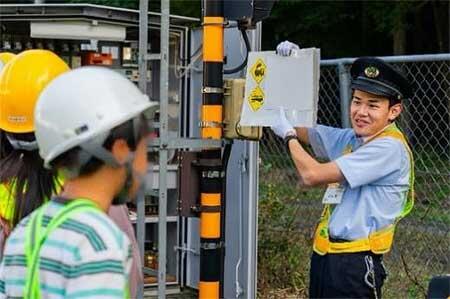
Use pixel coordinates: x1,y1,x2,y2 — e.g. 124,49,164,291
350,89,402,137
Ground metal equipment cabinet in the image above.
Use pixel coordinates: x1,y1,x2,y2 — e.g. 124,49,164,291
0,4,260,298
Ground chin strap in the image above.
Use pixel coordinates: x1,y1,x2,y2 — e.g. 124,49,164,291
60,130,147,205
6,135,38,151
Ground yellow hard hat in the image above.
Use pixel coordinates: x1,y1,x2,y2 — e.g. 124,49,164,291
0,52,16,71
0,50,70,133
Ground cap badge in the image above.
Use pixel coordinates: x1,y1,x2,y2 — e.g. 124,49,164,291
364,66,379,78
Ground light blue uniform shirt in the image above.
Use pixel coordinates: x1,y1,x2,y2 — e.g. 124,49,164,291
308,125,410,241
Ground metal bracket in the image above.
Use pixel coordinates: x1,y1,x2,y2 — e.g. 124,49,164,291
202,87,224,94
201,20,229,26
200,242,225,250
174,246,199,256
199,121,223,128
148,138,224,150
191,205,221,213
145,53,162,60
201,170,224,178
179,152,200,217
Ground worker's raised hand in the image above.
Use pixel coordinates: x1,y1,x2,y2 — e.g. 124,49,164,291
276,40,300,56
270,107,295,138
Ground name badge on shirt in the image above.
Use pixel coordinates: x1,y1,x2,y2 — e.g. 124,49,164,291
322,183,345,204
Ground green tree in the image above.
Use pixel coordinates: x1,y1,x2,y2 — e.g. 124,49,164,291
54,0,448,56
263,0,448,57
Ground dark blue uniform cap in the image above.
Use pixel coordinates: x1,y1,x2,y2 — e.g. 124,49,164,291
350,57,413,100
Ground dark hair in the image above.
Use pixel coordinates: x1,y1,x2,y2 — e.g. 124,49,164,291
0,130,13,160
388,97,402,107
51,115,150,177
0,132,60,227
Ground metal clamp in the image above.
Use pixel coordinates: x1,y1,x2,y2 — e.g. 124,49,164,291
199,121,223,128
202,87,224,94
191,205,221,213
200,242,224,250
201,170,224,178
201,20,228,26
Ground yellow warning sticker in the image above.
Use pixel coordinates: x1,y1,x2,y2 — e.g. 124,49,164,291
250,58,267,84
248,86,265,111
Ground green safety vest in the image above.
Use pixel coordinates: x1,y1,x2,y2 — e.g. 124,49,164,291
23,198,130,299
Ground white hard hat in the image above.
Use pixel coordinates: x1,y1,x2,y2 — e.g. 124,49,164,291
35,66,158,168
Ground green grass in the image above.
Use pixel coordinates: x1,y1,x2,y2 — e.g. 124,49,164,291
257,164,449,298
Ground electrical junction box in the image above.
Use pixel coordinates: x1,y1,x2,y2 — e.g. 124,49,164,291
223,0,278,27
223,78,262,140
240,48,320,127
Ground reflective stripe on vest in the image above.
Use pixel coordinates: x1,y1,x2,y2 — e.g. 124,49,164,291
313,123,415,255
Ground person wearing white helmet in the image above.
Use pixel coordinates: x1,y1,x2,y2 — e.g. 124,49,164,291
0,66,157,298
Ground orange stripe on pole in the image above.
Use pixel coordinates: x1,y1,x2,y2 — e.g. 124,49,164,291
203,17,224,62
201,212,221,238
202,127,221,139
202,105,222,122
201,193,221,206
201,105,222,139
199,281,220,299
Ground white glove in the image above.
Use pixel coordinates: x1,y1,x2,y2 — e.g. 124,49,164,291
276,40,300,56
270,108,296,139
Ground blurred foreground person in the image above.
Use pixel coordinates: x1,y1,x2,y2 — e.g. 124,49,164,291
0,67,157,298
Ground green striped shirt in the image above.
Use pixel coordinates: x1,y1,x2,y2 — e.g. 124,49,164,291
0,200,132,298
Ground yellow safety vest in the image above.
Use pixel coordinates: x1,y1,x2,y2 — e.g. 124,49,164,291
0,176,64,224
0,183,15,223
313,123,415,255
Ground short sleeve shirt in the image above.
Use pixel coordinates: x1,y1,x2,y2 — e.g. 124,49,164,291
308,125,411,240
0,200,132,298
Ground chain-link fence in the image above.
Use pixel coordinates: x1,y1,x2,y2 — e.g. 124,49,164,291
258,55,450,298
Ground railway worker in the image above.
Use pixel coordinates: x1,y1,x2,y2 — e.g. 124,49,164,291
273,40,415,299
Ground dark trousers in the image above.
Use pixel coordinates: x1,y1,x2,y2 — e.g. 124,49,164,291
309,251,387,299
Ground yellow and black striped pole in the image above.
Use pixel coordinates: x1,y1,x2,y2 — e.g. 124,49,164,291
199,0,224,298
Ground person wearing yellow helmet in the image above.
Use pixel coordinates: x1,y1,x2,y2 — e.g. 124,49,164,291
0,51,17,250
0,52,16,160
0,50,70,255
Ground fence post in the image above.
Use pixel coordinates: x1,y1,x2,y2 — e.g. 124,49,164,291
338,62,351,128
